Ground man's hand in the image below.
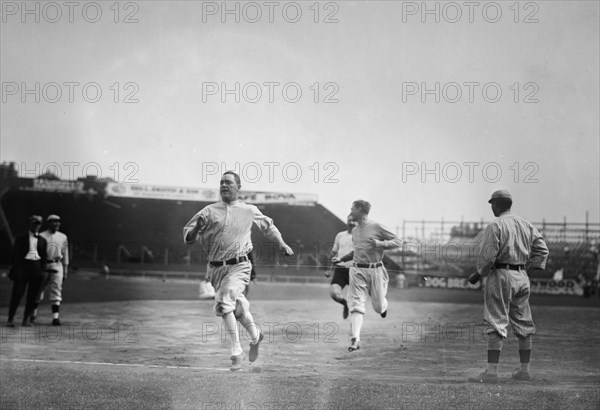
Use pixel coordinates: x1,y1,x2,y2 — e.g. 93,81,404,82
371,239,384,248
331,256,341,264
280,244,294,256
195,215,207,230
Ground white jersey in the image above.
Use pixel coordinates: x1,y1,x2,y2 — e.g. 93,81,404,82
40,230,69,266
332,230,354,268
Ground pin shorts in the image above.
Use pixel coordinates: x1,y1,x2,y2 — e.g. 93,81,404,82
37,262,64,304
484,268,535,338
348,265,389,315
208,261,251,317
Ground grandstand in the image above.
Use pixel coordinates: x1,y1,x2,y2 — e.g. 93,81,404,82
0,173,399,279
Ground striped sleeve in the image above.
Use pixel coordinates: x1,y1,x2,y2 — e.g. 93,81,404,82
251,205,285,247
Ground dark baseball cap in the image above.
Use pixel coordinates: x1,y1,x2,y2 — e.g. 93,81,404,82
488,189,512,203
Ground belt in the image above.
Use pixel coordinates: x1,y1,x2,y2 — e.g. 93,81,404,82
494,263,525,271
209,255,249,267
354,262,383,269
47,257,61,263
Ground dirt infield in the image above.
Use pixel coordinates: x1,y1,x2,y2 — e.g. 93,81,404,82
1,278,599,409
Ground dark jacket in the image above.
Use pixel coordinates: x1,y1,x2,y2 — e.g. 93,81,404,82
9,232,48,280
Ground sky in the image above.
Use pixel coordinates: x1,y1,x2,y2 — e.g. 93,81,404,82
1,1,599,230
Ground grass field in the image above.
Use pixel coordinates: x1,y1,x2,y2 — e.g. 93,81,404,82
1,273,599,410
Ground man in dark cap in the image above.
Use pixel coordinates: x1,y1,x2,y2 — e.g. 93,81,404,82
6,215,48,327
468,190,549,383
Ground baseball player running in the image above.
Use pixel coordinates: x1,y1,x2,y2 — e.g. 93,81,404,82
32,214,69,326
183,171,294,371
333,200,402,352
468,190,549,383
327,215,357,319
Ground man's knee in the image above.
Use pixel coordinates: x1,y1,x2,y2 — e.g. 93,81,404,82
517,334,532,350
233,298,249,320
214,302,234,317
487,331,504,350
329,285,342,300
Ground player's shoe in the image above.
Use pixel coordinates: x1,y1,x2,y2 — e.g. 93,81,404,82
343,302,349,320
6,320,15,328
468,371,499,384
29,316,36,325
230,352,245,371
511,368,531,381
348,337,360,352
380,310,387,319
21,319,32,327
52,318,61,326
249,330,264,363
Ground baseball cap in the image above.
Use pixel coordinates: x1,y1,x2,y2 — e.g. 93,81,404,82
29,215,42,224
47,214,61,222
488,189,512,203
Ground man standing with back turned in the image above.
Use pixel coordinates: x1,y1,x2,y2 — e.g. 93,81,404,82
333,200,402,352
468,189,549,383
183,171,294,371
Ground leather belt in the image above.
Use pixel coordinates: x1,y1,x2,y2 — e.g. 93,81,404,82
209,255,249,267
47,257,61,263
494,263,525,271
354,262,383,269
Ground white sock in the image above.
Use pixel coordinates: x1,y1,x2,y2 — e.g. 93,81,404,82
52,313,59,319
222,312,242,356
239,311,259,344
350,312,363,340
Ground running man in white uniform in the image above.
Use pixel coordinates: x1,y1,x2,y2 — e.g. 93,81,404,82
333,200,402,352
183,171,294,371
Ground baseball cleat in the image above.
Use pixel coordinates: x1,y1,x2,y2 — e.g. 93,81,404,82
249,330,264,363
512,368,531,381
230,352,245,371
380,310,387,318
468,371,499,384
21,320,32,327
343,302,349,320
348,337,360,352
52,318,61,326
29,316,36,325
6,320,15,328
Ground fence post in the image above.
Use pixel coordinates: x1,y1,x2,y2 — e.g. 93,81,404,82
586,211,589,241
402,220,406,268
